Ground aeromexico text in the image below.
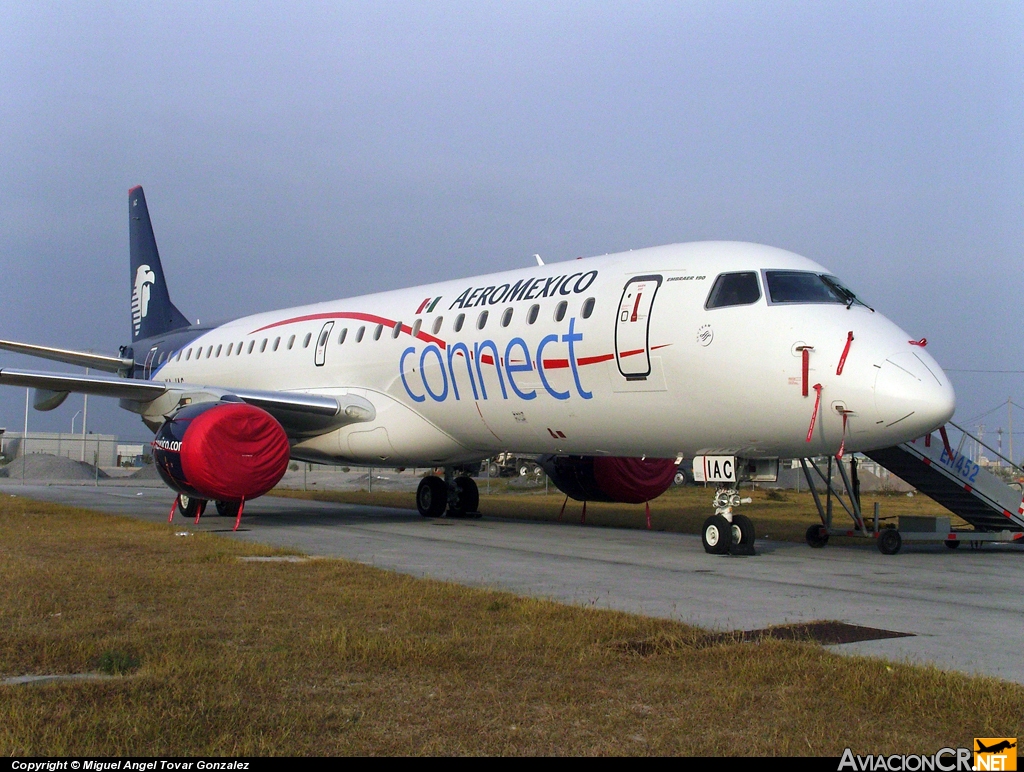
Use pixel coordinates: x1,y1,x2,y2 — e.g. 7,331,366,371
448,270,598,309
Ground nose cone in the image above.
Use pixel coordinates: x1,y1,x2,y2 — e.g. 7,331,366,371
874,350,955,440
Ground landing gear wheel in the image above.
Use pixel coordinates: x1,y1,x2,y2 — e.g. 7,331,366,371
729,514,756,555
806,524,829,548
216,500,241,519
179,494,205,520
702,515,733,555
416,476,447,518
450,476,479,518
944,538,961,550
878,528,902,555
519,464,531,477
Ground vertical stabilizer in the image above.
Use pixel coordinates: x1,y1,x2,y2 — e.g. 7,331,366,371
129,186,191,342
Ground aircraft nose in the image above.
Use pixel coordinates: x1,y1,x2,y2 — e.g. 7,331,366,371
873,349,955,438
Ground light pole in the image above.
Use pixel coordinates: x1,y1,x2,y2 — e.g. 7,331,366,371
80,368,89,462
71,410,81,435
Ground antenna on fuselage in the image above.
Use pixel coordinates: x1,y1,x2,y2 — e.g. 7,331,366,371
533,254,544,266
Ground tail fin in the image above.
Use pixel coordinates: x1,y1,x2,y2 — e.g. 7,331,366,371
129,186,191,342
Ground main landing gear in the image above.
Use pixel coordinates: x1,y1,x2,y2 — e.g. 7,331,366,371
416,468,481,519
702,488,756,556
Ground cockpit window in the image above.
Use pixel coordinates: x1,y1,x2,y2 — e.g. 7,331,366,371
764,270,870,308
705,272,761,309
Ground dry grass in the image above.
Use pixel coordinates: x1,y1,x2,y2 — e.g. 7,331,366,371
1,494,1020,756
274,483,961,544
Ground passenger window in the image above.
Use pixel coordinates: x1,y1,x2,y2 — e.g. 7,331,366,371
454,313,465,332
477,310,488,330
206,345,213,358
355,326,365,342
705,272,761,309
286,335,294,350
432,317,443,335
260,339,268,353
303,333,312,348
237,341,243,353
272,337,281,351
318,329,330,348
215,345,222,358
158,352,167,364
527,304,539,324
175,350,182,362
186,348,192,360
554,301,567,322
339,328,347,344
373,324,383,341
247,340,255,354
392,322,402,339
501,308,513,327
226,343,233,356
581,297,595,319
412,319,422,338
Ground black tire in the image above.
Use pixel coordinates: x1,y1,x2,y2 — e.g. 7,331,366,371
806,524,829,548
519,465,530,477
216,500,241,518
416,476,447,518
944,538,961,550
452,476,479,516
702,515,732,555
878,528,902,555
673,471,687,486
728,513,753,544
179,494,205,520
488,463,500,478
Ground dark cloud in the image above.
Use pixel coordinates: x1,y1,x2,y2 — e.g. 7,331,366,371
1,1,1021,444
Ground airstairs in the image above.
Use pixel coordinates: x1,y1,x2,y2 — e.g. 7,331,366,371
864,426,1024,534
801,422,1024,554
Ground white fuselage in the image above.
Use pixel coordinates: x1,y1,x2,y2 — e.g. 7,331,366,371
150,242,955,466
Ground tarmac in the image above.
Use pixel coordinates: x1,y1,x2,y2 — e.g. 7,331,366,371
2,478,1023,684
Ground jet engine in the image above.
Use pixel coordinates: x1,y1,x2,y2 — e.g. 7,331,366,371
538,454,678,503
152,400,291,502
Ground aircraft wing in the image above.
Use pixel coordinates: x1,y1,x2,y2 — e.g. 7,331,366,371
0,367,374,436
0,339,133,373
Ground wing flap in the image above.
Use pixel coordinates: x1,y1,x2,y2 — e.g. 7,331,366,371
0,368,374,436
0,368,167,401
0,339,133,373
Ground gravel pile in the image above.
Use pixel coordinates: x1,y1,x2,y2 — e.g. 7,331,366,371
129,464,163,480
0,454,109,480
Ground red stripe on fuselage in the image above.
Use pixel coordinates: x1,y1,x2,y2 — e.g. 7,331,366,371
251,311,448,349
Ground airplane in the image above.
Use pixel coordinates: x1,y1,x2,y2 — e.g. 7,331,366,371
0,186,956,552
976,740,1016,754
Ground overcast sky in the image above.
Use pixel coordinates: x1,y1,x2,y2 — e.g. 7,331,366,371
1,2,1022,454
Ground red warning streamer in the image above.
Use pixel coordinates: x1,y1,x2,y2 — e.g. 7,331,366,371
836,331,854,376
801,348,810,397
233,496,246,532
806,383,823,442
837,412,849,459
939,425,955,462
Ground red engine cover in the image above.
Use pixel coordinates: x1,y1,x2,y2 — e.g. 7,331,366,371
592,456,677,503
178,402,291,501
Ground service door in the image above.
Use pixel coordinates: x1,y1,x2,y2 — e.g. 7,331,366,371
315,321,334,367
615,274,662,379
143,345,159,379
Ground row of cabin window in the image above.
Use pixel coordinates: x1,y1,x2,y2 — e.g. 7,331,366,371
168,297,597,363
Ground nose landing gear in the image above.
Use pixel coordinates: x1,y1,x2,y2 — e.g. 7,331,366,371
702,487,756,555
